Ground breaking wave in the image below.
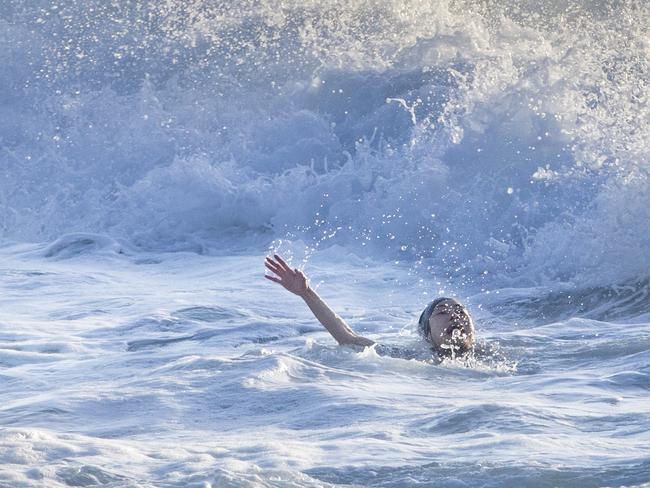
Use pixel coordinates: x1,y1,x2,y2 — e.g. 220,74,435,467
1,0,648,286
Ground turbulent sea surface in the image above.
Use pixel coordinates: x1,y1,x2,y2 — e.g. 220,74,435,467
1,0,650,486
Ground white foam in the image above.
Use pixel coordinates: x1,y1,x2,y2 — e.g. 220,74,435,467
0,0,648,286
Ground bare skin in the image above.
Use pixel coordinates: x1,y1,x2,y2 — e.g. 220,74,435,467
265,254,475,352
264,254,374,346
425,298,474,351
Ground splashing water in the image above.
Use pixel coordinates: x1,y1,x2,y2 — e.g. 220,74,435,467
2,0,649,287
2,4,650,485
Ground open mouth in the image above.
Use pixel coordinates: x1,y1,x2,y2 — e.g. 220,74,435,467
445,318,468,337
445,326,464,337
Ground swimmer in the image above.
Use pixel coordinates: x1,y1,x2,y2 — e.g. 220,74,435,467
264,254,475,356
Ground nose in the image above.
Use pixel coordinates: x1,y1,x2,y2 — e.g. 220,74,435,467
451,308,466,321
448,308,469,332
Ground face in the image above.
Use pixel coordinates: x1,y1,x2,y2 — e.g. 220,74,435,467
426,298,474,352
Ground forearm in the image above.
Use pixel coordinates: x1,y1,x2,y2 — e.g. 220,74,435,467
301,287,374,347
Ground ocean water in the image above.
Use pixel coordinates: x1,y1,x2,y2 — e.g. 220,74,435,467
1,0,650,486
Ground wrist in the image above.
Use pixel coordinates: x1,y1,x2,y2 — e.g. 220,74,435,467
300,286,314,299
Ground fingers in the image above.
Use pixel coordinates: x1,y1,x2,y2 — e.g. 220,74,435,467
273,254,292,273
265,257,283,275
264,274,282,284
267,255,302,279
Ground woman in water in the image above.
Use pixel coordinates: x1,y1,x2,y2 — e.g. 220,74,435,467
264,254,475,356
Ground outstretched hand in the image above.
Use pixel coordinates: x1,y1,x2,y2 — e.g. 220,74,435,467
264,254,309,297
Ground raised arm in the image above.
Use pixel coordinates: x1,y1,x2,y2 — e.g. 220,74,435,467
264,254,374,347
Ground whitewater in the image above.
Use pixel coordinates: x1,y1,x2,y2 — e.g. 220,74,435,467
1,0,650,486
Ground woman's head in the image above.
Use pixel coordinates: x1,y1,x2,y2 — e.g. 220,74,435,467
418,297,475,356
